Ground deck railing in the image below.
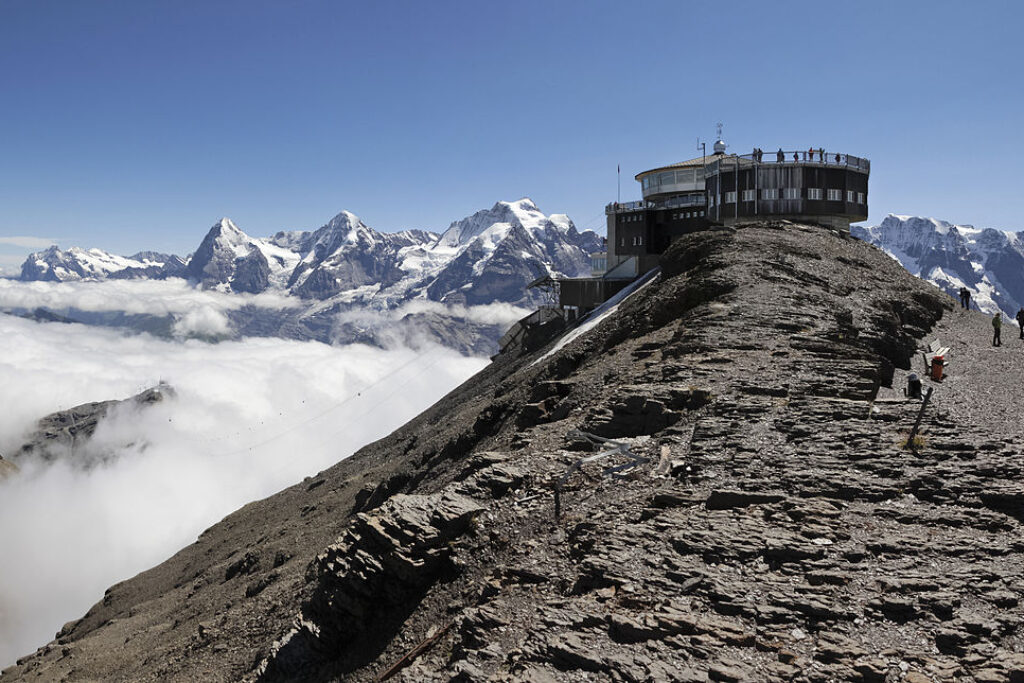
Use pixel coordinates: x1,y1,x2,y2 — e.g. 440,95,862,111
704,151,870,175
606,193,706,214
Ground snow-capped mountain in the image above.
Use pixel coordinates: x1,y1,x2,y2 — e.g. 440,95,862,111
853,214,1024,319
186,218,302,293
20,199,599,306
19,246,186,282
423,199,601,305
14,199,602,352
281,211,436,300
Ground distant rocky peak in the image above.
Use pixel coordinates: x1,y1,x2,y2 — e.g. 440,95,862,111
304,210,379,262
436,197,550,249
209,217,249,242
323,210,362,231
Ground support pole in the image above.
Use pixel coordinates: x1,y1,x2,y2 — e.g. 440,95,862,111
906,387,934,453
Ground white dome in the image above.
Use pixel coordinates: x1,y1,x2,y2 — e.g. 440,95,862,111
713,139,727,154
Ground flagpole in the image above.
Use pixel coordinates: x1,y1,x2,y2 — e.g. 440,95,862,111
617,163,621,204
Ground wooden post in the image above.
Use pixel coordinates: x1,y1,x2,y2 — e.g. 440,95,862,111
906,387,933,452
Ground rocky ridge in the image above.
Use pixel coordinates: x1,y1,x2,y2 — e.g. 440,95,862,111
6,222,1024,682
19,246,187,282
13,384,174,467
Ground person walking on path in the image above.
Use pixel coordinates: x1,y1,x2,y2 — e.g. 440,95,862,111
1017,307,1024,339
993,312,1002,346
960,287,971,310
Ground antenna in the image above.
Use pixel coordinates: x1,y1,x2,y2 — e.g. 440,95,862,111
716,122,723,139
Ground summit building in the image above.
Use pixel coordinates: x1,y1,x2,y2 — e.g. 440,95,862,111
558,135,870,313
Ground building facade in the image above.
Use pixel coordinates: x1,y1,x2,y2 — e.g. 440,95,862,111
604,138,870,275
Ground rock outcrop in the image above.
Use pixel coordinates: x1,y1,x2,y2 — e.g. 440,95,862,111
7,222,1024,683
14,384,174,467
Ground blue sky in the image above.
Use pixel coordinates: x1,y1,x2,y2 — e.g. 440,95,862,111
1,0,1022,271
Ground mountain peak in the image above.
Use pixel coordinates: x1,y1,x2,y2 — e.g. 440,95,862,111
211,217,244,236
496,197,538,212
325,210,362,228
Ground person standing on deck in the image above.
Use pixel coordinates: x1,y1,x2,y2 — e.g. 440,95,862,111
993,312,1002,346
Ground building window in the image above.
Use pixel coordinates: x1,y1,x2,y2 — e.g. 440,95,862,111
808,188,823,200
784,188,799,200
620,237,625,247
699,210,705,217
827,189,842,201
638,236,643,246
858,192,865,204
741,189,756,201
762,188,778,200
725,191,737,203
846,190,855,202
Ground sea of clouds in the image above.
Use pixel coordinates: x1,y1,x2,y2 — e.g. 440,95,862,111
0,283,489,668
0,278,301,338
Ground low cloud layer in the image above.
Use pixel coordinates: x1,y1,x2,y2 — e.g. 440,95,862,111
0,312,487,667
0,278,298,316
394,299,531,326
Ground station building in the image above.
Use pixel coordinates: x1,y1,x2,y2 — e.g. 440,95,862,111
558,136,870,313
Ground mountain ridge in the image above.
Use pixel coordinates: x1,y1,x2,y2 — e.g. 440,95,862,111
12,199,602,353
852,213,1024,321
8,221,1023,682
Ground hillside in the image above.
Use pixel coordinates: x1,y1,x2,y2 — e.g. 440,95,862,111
6,221,1024,682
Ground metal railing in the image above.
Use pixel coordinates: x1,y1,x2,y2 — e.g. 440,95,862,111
605,193,706,214
704,151,870,175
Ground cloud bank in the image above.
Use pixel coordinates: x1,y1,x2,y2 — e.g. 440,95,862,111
0,278,298,317
0,236,59,249
0,312,487,667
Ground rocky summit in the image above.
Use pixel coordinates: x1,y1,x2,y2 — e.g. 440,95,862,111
6,222,1024,682
13,384,174,467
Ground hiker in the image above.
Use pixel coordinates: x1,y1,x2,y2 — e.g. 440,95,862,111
993,312,1002,346
960,287,971,310
1017,307,1024,339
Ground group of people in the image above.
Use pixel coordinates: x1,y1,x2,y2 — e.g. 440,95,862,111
757,148,843,163
959,287,1023,346
989,307,1024,346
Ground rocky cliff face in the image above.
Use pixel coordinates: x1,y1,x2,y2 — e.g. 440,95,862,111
8,222,1024,682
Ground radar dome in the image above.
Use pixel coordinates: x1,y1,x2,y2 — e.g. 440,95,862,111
713,139,727,155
